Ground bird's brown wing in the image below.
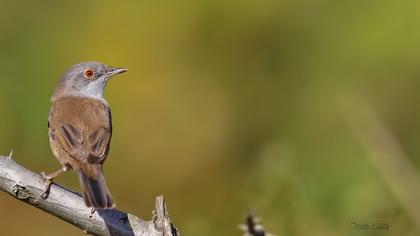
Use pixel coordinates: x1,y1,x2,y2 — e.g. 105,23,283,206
48,97,112,165
85,120,112,164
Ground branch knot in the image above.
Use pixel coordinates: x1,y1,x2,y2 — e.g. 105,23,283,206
12,185,31,200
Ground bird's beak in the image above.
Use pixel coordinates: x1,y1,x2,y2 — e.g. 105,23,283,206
105,68,128,78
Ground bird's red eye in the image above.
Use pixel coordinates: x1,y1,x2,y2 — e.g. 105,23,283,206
84,69,95,79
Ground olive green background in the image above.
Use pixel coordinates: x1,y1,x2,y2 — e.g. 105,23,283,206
1,1,420,235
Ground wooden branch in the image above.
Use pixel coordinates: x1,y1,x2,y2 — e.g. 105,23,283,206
0,153,178,236
239,210,276,236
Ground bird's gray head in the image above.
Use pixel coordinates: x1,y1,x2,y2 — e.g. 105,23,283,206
52,61,127,102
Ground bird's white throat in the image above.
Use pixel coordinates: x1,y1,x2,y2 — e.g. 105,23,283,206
70,78,108,105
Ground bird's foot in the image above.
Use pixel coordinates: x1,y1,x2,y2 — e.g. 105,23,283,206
40,167,68,199
40,172,53,199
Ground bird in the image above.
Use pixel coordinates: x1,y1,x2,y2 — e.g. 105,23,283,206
42,61,127,209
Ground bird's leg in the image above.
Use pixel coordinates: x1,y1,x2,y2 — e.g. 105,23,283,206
41,166,69,199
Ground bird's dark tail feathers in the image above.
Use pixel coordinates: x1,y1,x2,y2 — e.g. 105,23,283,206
78,164,115,209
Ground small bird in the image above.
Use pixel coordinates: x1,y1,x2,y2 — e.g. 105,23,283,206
42,61,127,209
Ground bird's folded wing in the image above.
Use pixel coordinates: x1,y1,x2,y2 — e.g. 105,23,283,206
53,123,86,160
48,97,112,164
50,123,111,163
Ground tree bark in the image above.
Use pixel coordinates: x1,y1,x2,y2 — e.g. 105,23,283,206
0,153,178,236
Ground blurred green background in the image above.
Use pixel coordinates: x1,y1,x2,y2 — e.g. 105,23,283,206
1,0,420,235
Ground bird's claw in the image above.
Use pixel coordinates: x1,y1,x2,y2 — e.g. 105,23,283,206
40,190,49,200
40,180,52,199
40,171,52,199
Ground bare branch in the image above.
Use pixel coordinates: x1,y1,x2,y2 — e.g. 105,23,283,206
0,155,179,236
239,210,276,236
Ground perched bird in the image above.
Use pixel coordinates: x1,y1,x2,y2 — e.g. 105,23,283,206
42,61,127,209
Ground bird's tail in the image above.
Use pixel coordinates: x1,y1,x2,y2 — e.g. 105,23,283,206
78,164,115,209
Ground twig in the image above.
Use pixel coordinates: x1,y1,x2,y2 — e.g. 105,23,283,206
0,154,179,236
239,210,276,236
